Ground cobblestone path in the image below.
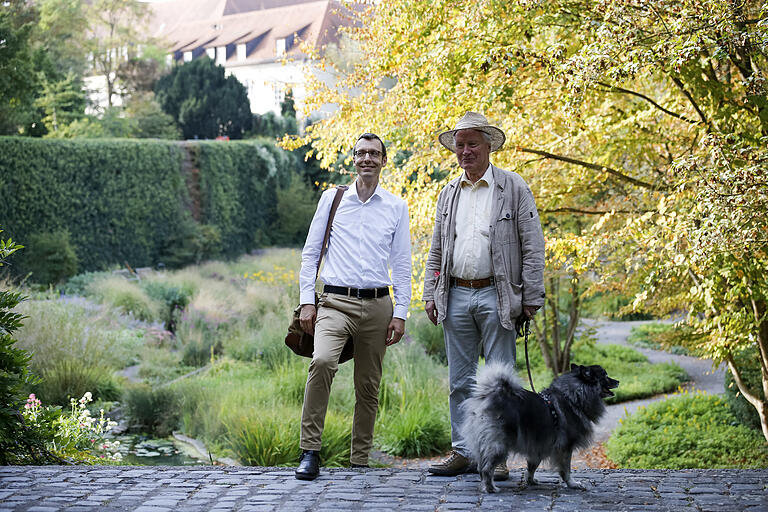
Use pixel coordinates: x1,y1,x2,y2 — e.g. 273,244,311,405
1,466,766,511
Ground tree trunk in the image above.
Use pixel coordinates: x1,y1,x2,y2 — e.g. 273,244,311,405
726,297,768,442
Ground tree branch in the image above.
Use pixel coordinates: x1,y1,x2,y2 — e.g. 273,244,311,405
541,206,653,215
596,82,698,124
670,76,710,127
726,353,763,410
516,146,663,190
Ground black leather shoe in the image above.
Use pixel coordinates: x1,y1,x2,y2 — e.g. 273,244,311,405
295,450,320,480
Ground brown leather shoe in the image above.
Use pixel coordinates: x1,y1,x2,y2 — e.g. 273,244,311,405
493,462,509,481
428,451,471,476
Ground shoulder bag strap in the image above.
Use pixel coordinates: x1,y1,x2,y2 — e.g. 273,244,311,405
315,185,348,280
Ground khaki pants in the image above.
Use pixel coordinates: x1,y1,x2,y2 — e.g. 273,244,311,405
299,292,393,465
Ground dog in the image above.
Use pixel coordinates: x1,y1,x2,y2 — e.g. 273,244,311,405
461,362,619,493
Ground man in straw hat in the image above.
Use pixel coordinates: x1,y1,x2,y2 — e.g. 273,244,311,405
423,112,545,479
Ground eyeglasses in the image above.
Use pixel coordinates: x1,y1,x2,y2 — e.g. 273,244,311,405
354,149,382,159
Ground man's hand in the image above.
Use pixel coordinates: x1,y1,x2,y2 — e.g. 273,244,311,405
523,305,540,319
425,300,438,325
386,318,405,346
299,304,317,335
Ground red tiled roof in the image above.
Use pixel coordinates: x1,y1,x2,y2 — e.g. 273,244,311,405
148,0,347,64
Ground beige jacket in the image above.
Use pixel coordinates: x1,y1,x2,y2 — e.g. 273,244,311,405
422,165,546,330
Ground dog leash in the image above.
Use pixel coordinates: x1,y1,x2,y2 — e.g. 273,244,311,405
516,315,536,394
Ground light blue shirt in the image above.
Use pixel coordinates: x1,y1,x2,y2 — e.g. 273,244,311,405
300,180,412,320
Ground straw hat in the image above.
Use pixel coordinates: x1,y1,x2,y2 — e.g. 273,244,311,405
438,112,506,152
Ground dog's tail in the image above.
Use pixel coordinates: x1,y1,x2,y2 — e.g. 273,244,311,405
472,362,523,398
461,362,522,473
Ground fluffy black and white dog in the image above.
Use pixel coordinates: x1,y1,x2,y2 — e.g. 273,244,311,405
461,362,619,493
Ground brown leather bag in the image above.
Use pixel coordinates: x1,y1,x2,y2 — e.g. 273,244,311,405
285,186,354,363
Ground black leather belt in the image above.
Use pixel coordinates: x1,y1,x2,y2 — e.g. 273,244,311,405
450,276,495,288
324,285,390,299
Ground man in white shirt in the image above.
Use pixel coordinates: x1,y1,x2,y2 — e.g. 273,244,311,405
423,112,546,479
295,133,412,480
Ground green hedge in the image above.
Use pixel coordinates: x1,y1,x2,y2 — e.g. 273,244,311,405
195,141,292,256
0,137,294,276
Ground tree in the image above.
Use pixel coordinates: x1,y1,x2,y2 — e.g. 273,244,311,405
124,95,181,139
0,1,38,134
287,0,768,439
155,57,252,140
34,73,86,135
35,0,88,78
84,0,151,108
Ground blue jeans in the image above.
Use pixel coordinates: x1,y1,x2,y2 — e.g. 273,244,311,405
443,285,517,458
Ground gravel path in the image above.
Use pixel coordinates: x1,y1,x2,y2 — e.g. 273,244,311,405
580,318,726,446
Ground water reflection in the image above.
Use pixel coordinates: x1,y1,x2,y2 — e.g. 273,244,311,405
113,434,208,466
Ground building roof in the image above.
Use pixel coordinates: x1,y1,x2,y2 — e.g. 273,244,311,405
148,0,348,65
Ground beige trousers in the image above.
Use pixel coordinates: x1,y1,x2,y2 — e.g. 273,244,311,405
299,292,393,465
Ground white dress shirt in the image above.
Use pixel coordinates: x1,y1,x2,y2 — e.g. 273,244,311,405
451,164,494,279
300,180,412,320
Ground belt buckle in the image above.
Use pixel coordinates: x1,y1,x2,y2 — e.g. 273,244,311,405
355,288,362,299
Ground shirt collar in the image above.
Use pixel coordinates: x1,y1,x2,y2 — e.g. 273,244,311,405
350,179,382,202
460,164,493,188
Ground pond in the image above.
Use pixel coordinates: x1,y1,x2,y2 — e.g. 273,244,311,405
112,434,208,466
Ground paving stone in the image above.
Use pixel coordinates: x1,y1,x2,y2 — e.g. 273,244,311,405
0,467,765,511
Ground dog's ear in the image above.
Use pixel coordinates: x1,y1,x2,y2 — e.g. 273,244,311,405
575,365,597,383
570,363,580,372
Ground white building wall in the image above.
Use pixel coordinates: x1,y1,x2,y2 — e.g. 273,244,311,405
226,61,308,115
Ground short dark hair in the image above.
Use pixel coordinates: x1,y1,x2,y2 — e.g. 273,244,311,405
354,133,387,159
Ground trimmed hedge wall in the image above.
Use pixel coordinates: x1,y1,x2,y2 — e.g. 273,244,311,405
195,141,291,257
0,137,292,275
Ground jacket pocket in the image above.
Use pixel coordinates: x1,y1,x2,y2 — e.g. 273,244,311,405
495,209,516,245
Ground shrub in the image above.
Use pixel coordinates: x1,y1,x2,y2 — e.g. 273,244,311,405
87,276,162,322
176,309,224,367
724,347,763,431
23,392,122,463
142,280,193,332
136,346,191,385
59,270,111,296
514,338,688,403
377,403,451,457
14,299,145,372
35,360,121,407
581,290,655,320
376,343,451,457
407,312,447,364
605,392,768,468
571,343,688,404
226,409,350,467
0,233,45,464
22,230,78,285
272,174,319,246
223,312,292,368
627,323,691,355
159,219,222,269
122,384,181,437
0,137,187,272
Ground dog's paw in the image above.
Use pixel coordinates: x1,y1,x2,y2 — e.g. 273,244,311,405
566,478,587,491
526,477,540,486
483,483,499,493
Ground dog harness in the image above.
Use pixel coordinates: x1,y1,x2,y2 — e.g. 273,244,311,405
539,391,559,428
